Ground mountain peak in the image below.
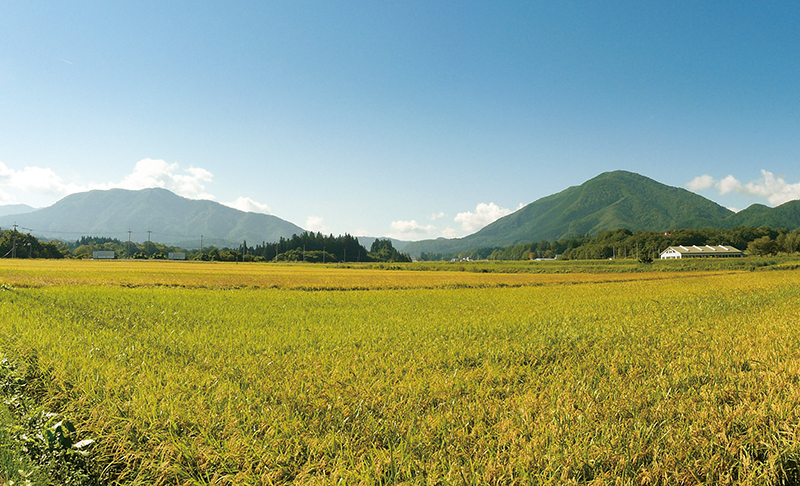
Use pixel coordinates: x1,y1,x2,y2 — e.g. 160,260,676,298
403,171,735,256
0,187,303,248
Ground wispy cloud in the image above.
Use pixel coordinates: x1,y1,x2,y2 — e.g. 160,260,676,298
306,216,329,233
687,170,800,206
222,196,271,214
389,202,522,240
0,158,217,204
0,188,14,205
388,220,438,239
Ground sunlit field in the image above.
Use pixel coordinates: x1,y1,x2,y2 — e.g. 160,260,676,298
2,260,800,484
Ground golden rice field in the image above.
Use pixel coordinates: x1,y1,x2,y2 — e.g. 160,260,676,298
2,259,800,485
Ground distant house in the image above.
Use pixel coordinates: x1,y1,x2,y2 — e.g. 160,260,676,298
168,252,186,260
659,245,743,259
92,250,116,260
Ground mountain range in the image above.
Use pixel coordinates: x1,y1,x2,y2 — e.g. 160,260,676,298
402,170,800,256
0,203,36,218
0,188,304,248
2,170,800,254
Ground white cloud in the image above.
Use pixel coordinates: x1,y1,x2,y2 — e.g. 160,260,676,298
718,175,742,195
113,158,213,199
454,202,520,233
687,170,800,206
306,216,329,233
0,161,83,196
0,188,14,205
430,212,446,221
223,197,271,214
439,226,460,238
742,171,800,205
389,220,438,237
687,174,715,191
0,158,216,203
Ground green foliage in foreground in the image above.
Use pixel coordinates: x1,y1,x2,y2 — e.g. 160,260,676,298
1,403,50,486
2,271,800,484
0,352,97,485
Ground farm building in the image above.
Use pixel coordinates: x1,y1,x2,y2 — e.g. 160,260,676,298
92,250,116,259
659,245,743,259
168,252,186,260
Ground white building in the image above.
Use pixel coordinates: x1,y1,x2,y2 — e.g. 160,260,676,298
660,245,743,259
92,250,116,259
168,252,187,260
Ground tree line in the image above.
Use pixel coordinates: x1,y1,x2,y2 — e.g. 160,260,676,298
419,226,800,261
8,226,800,262
0,230,64,259
248,232,410,263
2,230,411,263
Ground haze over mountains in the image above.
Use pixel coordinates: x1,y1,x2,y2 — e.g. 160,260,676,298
0,203,36,218
2,170,800,254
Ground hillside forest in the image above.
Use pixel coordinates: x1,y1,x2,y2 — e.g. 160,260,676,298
419,226,800,261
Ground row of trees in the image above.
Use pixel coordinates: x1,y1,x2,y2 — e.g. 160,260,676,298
418,226,800,261
1,230,411,263
248,232,410,263
68,236,189,260
9,226,800,262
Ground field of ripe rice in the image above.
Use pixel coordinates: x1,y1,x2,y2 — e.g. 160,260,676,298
2,260,800,484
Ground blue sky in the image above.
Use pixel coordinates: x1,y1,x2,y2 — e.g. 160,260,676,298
1,1,799,240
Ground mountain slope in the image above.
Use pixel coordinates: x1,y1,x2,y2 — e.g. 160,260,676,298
0,188,305,248
0,204,36,218
404,171,735,256
722,200,800,229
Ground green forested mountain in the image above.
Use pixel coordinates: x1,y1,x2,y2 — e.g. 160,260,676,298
722,200,800,229
0,188,304,248
404,171,736,256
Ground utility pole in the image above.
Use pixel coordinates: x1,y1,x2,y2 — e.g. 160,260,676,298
147,230,152,254
200,235,204,254
10,223,17,258
322,246,325,263
127,230,132,258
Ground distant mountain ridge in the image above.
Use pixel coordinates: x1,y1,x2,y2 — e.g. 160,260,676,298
5,171,800,255
0,188,305,248
403,170,800,256
0,203,36,218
